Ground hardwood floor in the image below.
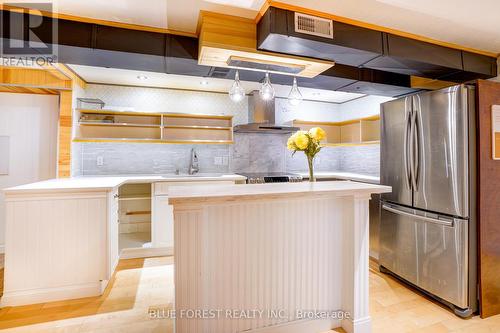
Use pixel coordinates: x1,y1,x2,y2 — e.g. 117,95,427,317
0,255,499,332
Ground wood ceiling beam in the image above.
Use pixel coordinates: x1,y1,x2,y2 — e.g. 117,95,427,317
256,1,499,58
0,85,59,95
52,63,87,90
0,66,72,90
410,76,457,90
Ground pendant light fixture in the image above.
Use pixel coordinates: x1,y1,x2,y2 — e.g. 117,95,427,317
259,72,275,101
229,70,245,103
288,77,303,106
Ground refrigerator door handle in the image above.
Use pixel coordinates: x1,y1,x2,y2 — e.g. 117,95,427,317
382,204,454,227
410,98,419,191
403,97,412,190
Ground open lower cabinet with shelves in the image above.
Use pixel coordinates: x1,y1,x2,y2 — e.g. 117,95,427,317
292,115,381,147
118,183,152,254
74,109,234,144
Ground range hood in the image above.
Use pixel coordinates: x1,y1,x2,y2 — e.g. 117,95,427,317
233,91,300,134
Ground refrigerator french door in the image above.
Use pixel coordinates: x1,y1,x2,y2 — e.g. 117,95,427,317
379,84,477,317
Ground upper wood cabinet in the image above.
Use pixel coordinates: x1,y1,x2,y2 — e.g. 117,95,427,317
292,115,381,146
74,109,233,144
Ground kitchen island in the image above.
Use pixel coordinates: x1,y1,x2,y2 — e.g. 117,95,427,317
1,174,246,306
169,181,391,333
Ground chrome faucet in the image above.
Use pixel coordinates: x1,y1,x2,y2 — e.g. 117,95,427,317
188,148,199,175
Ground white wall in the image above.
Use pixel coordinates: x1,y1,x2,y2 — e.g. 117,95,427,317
276,95,393,125
275,97,341,124
0,93,59,251
338,95,394,120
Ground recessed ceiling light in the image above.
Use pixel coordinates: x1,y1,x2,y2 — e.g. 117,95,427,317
137,75,148,80
200,80,209,85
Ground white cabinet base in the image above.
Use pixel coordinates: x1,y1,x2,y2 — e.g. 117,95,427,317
0,282,105,307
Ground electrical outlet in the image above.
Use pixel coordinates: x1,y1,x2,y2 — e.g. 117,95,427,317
222,156,229,166
96,156,104,166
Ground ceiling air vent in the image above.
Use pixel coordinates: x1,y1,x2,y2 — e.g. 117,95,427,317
294,12,333,39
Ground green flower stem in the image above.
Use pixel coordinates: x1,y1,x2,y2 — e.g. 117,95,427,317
307,154,315,182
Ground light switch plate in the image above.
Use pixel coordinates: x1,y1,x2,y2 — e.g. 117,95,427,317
222,156,229,166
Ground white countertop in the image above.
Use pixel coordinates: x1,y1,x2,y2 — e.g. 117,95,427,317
4,174,247,194
299,171,380,184
169,180,391,204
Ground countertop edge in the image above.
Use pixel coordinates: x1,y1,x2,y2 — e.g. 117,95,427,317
168,181,391,205
4,175,247,195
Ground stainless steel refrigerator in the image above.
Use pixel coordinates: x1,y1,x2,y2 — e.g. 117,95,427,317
379,84,477,317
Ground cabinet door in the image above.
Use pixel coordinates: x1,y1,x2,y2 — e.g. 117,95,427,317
152,195,174,250
108,188,119,278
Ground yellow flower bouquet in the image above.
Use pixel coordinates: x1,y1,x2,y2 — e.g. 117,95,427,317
287,127,326,182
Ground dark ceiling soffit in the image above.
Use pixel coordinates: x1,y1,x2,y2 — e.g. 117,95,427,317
257,6,497,81
0,9,417,97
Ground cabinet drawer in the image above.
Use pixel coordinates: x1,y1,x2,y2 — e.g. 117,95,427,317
153,181,235,195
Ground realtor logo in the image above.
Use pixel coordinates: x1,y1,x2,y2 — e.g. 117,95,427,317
1,2,58,66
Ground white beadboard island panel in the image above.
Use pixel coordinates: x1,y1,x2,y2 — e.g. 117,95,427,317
2,174,246,306
2,191,108,306
170,181,391,333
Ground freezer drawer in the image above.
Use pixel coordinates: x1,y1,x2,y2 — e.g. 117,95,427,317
380,202,469,308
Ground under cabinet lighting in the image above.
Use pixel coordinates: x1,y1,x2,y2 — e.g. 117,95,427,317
136,75,148,81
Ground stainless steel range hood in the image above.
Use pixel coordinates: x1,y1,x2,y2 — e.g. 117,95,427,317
233,91,300,134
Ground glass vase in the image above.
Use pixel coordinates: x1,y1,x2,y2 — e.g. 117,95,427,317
307,154,316,182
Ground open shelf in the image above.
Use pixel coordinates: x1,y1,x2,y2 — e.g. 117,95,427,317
118,183,152,251
79,122,161,128
293,115,380,146
73,138,233,144
125,210,151,216
322,140,380,147
75,109,233,144
118,194,151,201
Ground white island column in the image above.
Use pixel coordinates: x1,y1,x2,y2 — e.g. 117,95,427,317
169,181,391,333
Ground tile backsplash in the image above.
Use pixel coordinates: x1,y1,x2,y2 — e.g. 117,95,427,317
76,139,379,176
338,145,380,176
79,143,230,175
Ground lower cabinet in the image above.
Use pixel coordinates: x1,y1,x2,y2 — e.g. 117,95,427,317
152,195,174,250
151,180,236,255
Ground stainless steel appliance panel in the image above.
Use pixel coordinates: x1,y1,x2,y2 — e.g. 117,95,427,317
379,203,419,285
417,214,469,308
380,96,413,206
380,203,469,308
412,86,469,217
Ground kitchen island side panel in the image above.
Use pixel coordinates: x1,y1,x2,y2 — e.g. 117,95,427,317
173,192,373,333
